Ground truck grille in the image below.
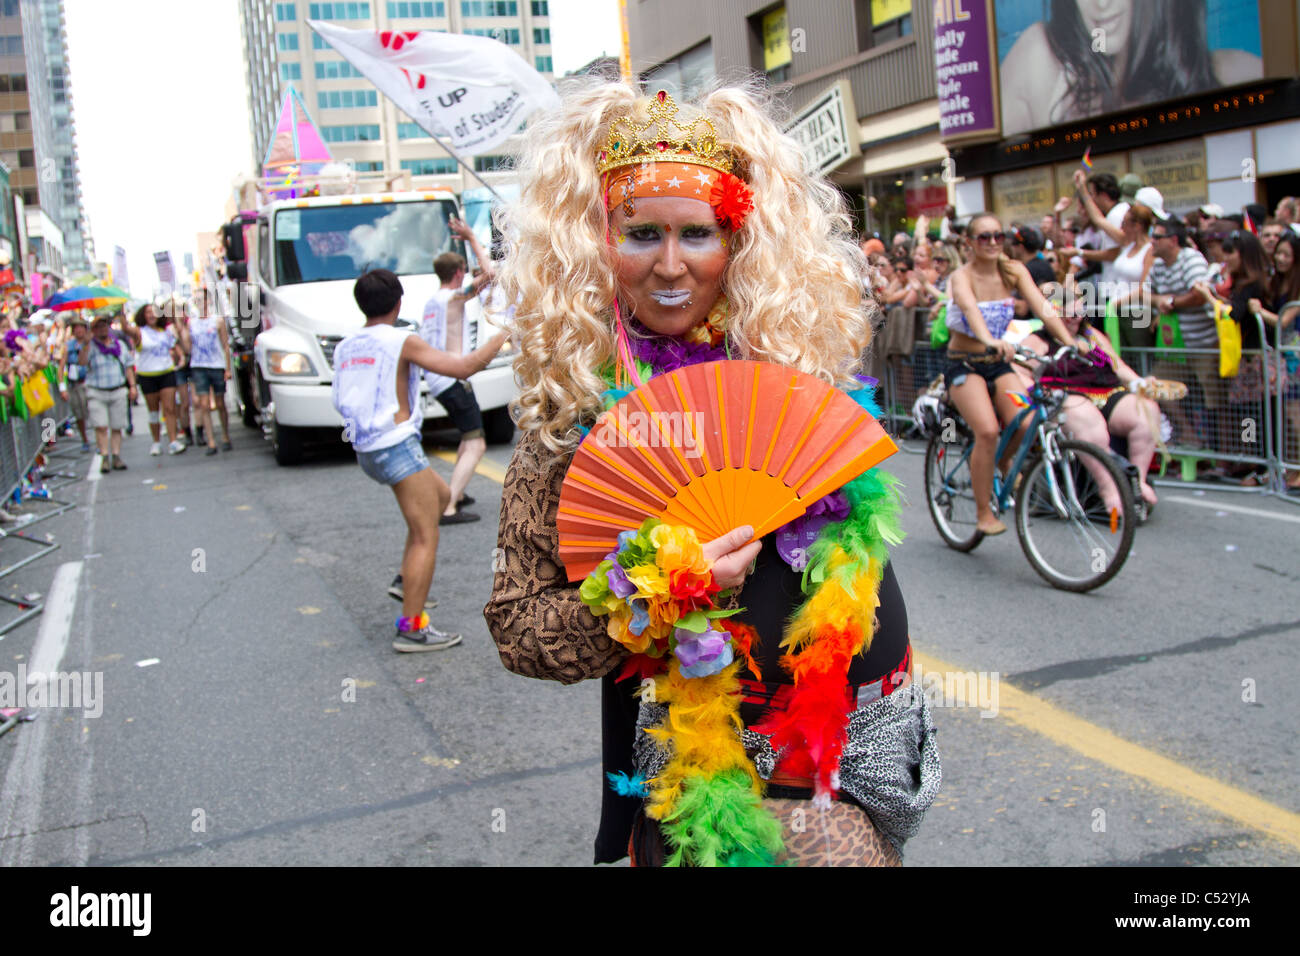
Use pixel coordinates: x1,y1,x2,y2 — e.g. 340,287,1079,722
317,335,342,369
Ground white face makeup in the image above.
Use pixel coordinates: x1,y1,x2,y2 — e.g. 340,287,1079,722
610,196,729,338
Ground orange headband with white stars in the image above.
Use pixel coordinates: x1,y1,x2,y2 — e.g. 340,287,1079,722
605,162,754,231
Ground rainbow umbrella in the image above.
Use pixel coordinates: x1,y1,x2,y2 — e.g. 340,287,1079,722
46,285,130,312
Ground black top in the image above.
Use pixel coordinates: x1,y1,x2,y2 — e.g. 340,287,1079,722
1230,279,1268,351
593,541,910,864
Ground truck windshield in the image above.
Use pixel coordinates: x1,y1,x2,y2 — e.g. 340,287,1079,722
272,200,456,285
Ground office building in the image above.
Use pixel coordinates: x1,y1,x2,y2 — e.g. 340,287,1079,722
0,0,90,281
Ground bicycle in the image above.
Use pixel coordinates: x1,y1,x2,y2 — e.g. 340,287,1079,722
923,345,1137,592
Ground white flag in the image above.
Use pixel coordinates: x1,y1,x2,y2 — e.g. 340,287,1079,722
113,245,130,292
308,21,559,157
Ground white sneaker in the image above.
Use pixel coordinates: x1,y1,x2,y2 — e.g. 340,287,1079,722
168,440,186,455
150,442,162,456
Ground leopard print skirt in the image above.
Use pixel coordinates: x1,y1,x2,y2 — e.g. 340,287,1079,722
629,798,899,867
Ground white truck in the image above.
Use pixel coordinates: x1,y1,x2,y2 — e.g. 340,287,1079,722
238,183,517,465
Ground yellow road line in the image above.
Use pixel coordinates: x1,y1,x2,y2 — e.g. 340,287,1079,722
431,450,509,485
464,455,1300,850
915,650,1300,851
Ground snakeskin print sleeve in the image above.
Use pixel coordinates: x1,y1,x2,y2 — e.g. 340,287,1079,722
483,430,626,685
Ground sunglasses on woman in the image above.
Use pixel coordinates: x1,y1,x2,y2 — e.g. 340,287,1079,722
974,231,1006,244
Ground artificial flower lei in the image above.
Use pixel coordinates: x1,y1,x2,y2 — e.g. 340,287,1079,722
580,517,785,865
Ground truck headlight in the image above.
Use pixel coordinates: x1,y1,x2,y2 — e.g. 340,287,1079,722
268,350,316,376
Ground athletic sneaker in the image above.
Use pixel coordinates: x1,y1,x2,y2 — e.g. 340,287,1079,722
150,442,162,456
393,623,462,652
387,574,437,609
168,440,187,455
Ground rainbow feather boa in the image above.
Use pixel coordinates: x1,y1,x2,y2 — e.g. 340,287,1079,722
579,362,903,867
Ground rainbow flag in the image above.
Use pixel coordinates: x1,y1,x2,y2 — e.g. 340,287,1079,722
1244,211,1257,235
1081,147,1093,169
1007,391,1032,409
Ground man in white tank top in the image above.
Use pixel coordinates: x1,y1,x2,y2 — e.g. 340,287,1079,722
332,269,510,652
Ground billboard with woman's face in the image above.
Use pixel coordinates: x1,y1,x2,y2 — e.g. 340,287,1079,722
997,0,1263,138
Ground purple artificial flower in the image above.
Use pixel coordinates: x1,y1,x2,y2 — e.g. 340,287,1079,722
673,626,727,668
606,561,637,599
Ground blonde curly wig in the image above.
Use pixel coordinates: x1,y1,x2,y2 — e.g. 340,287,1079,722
496,79,877,456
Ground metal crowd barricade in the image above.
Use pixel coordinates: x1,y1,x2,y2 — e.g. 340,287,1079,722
0,386,75,634
1115,310,1286,495
871,305,939,445
1268,300,1300,505
872,305,1300,500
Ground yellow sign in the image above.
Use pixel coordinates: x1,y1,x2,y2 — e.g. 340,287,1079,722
1130,139,1208,214
872,0,911,24
992,166,1055,226
763,7,790,71
1054,153,1128,205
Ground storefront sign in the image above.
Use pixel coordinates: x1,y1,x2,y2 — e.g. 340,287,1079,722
935,0,999,143
872,0,911,24
1130,140,1209,214
992,165,1054,225
762,6,790,72
786,81,860,176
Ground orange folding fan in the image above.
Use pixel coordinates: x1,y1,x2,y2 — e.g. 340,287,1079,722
557,360,897,581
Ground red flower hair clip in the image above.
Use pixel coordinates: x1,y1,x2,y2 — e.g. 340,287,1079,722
709,172,754,232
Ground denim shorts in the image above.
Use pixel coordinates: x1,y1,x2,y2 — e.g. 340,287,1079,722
355,434,429,486
190,366,227,395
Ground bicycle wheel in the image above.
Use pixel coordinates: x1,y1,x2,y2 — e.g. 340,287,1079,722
925,433,984,552
1015,438,1136,592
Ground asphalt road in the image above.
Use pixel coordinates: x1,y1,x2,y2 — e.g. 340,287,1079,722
1,412,1297,866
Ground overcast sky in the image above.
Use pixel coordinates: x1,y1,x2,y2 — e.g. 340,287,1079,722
65,0,621,296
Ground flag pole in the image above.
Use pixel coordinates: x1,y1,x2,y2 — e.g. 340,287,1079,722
421,130,510,206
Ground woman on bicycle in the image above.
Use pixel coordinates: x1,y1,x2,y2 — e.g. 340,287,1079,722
1016,287,1162,509
945,212,1082,535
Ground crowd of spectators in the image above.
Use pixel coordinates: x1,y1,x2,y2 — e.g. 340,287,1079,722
862,187,1300,489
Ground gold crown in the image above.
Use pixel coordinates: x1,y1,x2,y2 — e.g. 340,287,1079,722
596,90,736,177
